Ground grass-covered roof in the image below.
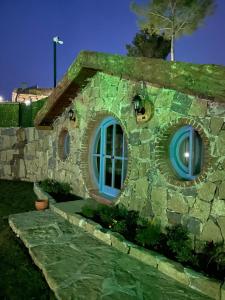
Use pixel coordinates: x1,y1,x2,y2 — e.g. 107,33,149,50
35,51,225,129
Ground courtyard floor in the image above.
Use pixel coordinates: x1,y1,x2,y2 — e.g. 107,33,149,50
9,206,213,300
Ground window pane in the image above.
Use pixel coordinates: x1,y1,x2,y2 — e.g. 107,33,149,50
193,131,203,175
114,159,122,189
170,126,203,180
105,158,112,187
115,125,123,157
123,159,128,184
93,133,101,155
96,136,100,154
106,125,113,155
123,135,128,158
179,137,189,168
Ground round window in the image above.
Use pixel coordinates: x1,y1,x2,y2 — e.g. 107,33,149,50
91,117,128,198
58,129,70,160
169,125,203,181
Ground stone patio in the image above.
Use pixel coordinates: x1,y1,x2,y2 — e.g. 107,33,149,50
9,205,214,300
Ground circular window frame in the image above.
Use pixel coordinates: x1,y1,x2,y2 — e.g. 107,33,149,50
155,118,211,187
58,128,70,161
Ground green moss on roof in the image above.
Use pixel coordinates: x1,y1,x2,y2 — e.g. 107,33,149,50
35,51,225,128
69,51,225,101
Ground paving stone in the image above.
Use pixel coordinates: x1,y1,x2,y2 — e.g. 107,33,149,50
157,256,189,286
129,245,159,268
110,232,130,254
9,210,213,300
184,268,221,300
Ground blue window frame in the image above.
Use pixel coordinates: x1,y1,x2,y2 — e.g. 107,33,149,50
169,125,203,180
92,117,128,198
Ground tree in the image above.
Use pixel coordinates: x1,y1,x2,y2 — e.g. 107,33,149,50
131,0,215,61
126,29,171,59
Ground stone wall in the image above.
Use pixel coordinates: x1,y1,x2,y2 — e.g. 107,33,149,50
65,72,225,250
0,127,50,182
1,71,225,249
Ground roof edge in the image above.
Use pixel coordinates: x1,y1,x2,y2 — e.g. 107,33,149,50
35,51,225,129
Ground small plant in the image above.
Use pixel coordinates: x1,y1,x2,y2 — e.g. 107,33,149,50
198,241,225,280
78,202,225,280
97,204,115,227
166,225,193,264
39,179,82,202
111,220,127,235
39,179,72,195
135,219,161,249
81,204,97,219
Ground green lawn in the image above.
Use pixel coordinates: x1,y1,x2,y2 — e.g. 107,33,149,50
0,180,55,300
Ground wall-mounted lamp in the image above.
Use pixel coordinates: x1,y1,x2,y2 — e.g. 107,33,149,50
132,94,153,123
132,95,145,116
68,109,76,122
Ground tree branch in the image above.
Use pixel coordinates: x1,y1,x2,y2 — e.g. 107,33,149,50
149,11,172,23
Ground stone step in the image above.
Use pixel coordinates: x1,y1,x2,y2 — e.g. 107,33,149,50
9,209,213,300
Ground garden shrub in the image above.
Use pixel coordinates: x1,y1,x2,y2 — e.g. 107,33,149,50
135,219,161,249
166,225,193,264
81,204,98,219
40,179,71,194
79,203,225,280
39,179,83,202
197,241,225,280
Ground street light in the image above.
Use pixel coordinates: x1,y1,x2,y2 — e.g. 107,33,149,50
53,36,63,88
0,96,4,102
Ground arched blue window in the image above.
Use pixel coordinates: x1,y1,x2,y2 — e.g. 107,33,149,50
169,125,203,180
92,117,128,198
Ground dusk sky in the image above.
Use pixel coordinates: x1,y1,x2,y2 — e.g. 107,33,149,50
0,0,224,100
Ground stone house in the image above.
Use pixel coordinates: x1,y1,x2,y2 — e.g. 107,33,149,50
12,86,52,104
1,51,225,249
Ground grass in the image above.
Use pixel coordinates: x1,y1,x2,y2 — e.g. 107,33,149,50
0,179,56,300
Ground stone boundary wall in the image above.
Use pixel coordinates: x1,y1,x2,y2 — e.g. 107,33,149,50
0,127,50,182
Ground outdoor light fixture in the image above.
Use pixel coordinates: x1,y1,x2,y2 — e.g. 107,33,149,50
68,109,76,122
0,96,4,102
53,36,64,45
53,36,64,88
24,99,31,106
132,95,145,115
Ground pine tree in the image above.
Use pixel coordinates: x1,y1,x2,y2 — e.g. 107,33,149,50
131,0,215,61
126,29,170,59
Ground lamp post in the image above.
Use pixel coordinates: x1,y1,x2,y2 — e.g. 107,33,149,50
53,36,63,88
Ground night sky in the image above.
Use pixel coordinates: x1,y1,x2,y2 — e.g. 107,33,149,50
0,0,224,100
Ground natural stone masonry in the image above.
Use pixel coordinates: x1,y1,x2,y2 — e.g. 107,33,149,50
2,51,225,249
9,210,213,300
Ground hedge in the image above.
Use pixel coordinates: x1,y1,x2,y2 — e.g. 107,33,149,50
0,103,19,127
0,98,47,127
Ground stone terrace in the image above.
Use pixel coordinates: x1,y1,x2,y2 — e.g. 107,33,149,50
9,206,214,300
